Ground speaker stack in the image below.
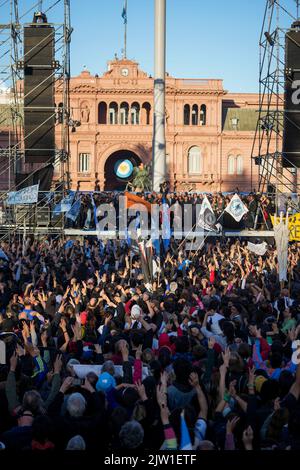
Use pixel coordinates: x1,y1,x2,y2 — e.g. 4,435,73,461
23,19,55,165
282,21,300,167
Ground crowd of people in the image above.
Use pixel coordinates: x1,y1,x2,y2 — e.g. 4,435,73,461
0,229,300,452
61,191,293,231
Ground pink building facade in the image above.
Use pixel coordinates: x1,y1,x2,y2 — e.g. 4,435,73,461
62,57,267,193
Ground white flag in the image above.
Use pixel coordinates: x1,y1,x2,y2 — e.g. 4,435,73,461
225,194,248,222
197,196,217,232
274,219,289,282
247,241,268,256
200,195,214,217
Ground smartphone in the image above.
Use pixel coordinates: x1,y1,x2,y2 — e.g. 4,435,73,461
73,378,82,386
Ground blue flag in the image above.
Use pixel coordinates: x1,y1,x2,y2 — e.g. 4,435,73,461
0,249,9,261
122,1,127,24
66,198,81,222
65,240,74,250
180,412,193,450
92,194,99,228
162,198,171,252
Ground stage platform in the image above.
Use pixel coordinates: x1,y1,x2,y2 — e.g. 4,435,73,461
0,224,275,239
63,229,275,239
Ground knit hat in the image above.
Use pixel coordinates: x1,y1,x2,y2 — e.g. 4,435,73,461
96,372,116,392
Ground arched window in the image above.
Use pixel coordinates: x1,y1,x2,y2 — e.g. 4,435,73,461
192,104,198,126
142,102,151,125
131,102,140,125
98,102,107,124
188,146,202,174
120,102,129,125
236,155,243,175
109,102,118,125
184,104,190,125
200,104,206,126
228,155,235,175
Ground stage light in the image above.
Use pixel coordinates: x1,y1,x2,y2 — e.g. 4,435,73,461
264,32,275,46
33,11,48,24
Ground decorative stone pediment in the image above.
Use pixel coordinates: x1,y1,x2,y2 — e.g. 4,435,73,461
103,58,148,79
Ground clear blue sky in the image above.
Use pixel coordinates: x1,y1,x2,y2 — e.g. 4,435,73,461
68,0,266,93
3,0,269,92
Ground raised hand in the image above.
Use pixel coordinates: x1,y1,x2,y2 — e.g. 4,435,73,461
135,344,143,360
228,380,237,398
60,376,74,394
53,354,63,374
242,426,254,450
221,347,230,368
156,383,168,409
226,415,240,434
71,321,82,341
274,397,281,412
10,351,18,372
189,372,200,388
81,377,95,394
135,380,147,401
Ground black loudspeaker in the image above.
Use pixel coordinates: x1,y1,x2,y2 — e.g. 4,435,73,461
283,21,300,167
24,25,55,164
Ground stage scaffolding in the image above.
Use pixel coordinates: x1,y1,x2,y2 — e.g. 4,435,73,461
251,0,300,217
0,0,72,242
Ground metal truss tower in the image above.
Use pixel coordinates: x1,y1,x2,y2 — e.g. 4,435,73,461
251,0,300,208
0,0,72,240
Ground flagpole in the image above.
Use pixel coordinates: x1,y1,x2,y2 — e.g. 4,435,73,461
152,0,167,191
123,0,128,59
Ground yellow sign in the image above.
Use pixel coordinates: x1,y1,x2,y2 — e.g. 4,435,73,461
271,213,300,241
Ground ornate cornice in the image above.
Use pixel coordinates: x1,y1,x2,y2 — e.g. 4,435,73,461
69,85,224,97
70,84,98,94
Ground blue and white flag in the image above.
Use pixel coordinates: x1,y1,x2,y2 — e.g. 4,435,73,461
53,191,75,214
90,193,98,227
122,0,127,24
162,198,171,252
180,412,193,450
66,198,81,222
0,249,9,261
53,202,62,216
7,184,39,205
61,191,75,212
65,239,74,250
225,194,248,222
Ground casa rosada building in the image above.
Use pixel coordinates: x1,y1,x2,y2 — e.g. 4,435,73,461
62,57,270,193
1,57,277,192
